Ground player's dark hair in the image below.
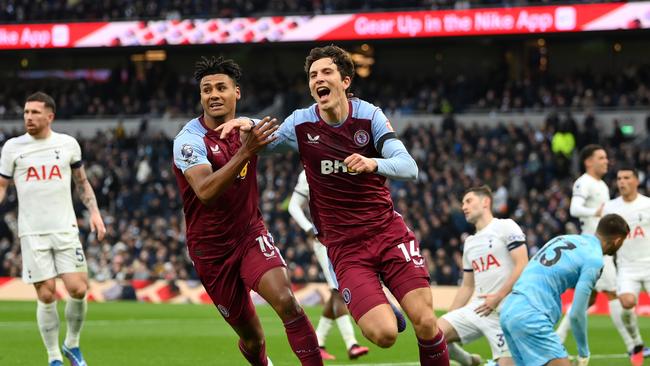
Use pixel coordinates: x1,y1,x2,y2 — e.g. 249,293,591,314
596,213,630,238
26,91,56,113
464,185,493,204
617,164,639,178
304,45,355,82
579,144,605,166
194,56,242,85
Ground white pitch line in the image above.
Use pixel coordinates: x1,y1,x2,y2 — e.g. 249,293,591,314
335,354,630,366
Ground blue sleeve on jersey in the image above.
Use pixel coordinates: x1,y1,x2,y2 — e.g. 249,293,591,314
368,105,397,152
374,139,418,180
264,112,299,154
173,131,210,173
570,260,601,357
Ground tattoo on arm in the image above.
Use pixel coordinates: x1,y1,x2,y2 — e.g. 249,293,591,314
72,167,100,213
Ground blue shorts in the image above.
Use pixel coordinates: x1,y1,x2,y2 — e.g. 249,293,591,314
500,293,568,366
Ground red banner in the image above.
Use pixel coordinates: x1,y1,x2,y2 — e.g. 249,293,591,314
562,290,650,316
0,2,649,49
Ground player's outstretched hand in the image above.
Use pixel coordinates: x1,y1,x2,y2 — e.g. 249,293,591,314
343,153,377,174
475,293,501,316
241,117,278,157
90,212,106,241
216,117,256,139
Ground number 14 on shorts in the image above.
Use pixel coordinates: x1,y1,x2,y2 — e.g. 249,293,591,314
397,240,424,266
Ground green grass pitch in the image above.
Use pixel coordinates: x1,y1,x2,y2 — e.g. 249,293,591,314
0,301,647,365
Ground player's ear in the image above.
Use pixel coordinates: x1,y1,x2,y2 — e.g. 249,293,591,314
236,86,241,101
342,75,352,90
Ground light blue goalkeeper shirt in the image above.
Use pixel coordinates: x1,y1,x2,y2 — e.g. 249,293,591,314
511,234,603,357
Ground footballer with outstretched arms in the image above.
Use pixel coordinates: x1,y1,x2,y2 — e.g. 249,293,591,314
217,45,449,365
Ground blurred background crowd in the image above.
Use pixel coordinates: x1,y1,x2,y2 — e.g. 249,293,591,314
1,0,649,292
2,63,649,119
1,113,648,286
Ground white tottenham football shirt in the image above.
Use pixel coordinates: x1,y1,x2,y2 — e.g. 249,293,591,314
0,132,82,236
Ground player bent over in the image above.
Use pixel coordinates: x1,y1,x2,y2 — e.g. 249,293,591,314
172,56,322,365
501,214,630,366
438,186,528,366
0,92,106,366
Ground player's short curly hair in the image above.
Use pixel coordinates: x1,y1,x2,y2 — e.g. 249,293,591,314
26,91,56,113
304,45,355,82
193,56,242,85
597,213,630,238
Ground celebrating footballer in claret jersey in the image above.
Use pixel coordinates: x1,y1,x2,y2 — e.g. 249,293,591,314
218,44,450,365
172,56,322,366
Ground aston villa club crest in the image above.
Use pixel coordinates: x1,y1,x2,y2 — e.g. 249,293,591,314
353,130,370,147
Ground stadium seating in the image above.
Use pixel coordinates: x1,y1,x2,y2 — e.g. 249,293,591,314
1,118,648,285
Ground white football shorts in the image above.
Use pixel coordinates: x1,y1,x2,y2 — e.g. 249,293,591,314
20,232,87,284
441,299,511,360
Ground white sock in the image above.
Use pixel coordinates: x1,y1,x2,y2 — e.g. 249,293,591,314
335,314,358,350
64,296,87,348
448,342,473,366
267,357,274,366
315,317,333,347
37,300,62,363
609,299,636,351
622,308,644,349
556,312,572,343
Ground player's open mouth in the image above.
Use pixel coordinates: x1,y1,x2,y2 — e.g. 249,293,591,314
316,86,330,100
209,102,223,109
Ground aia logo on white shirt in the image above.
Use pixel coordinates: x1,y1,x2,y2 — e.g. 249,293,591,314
26,165,62,181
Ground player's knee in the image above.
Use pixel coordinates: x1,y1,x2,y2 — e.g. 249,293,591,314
363,325,397,348
241,337,265,354
67,283,88,299
37,291,56,303
619,295,637,309
410,311,436,336
273,292,302,319
35,282,57,303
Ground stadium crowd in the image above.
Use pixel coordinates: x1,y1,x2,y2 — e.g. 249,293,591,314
2,63,649,119
0,0,626,23
1,113,648,287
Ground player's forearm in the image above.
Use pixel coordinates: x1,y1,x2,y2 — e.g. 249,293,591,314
495,251,527,300
373,139,418,180
570,197,598,218
0,177,8,204
494,273,519,302
288,194,314,233
195,150,251,205
570,285,592,356
449,284,474,310
77,181,100,215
